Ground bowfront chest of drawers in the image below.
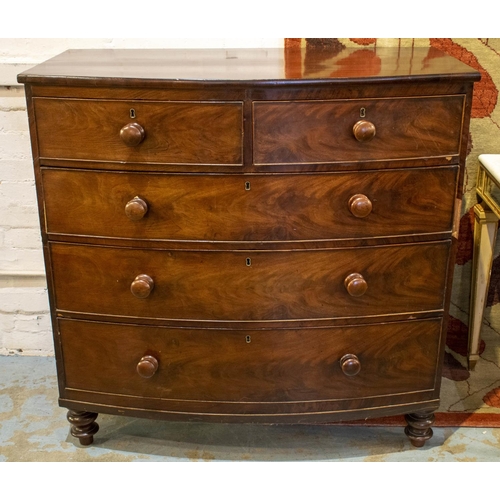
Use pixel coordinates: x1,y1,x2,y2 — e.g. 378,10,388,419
18,47,480,447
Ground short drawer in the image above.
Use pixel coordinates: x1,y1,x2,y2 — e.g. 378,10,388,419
34,98,243,165
59,318,441,402
50,241,450,321
42,167,458,242
253,96,465,164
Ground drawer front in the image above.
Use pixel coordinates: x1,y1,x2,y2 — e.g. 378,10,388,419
42,167,458,241
50,242,450,321
59,318,441,402
34,98,243,165
253,96,464,164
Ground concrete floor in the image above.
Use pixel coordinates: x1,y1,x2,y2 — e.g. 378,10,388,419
1,355,500,462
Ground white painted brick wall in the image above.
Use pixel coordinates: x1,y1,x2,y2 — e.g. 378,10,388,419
0,81,46,360
0,37,283,356
0,159,35,182
0,287,52,355
4,228,42,249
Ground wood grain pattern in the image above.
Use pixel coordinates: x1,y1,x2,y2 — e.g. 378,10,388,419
59,318,441,403
17,47,480,443
17,47,480,87
50,241,450,321
59,391,440,423
34,98,243,165
41,167,458,242
29,81,472,104
253,96,464,164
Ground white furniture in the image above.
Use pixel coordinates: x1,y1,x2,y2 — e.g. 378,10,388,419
469,154,500,368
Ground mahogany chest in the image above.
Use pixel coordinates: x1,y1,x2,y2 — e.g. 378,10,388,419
18,47,480,447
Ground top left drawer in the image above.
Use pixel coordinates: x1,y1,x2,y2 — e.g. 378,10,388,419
33,98,244,165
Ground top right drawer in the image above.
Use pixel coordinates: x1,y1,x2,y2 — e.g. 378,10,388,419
253,96,465,165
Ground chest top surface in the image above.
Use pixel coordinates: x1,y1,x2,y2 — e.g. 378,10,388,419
17,46,480,87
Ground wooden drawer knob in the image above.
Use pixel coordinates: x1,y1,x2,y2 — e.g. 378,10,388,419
120,122,145,147
344,272,368,297
137,355,159,378
353,120,376,142
130,274,154,298
348,194,372,218
125,196,148,221
340,354,361,376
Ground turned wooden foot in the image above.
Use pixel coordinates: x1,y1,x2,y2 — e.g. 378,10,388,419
404,411,435,447
67,410,99,446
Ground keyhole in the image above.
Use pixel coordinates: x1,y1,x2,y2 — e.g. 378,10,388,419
245,181,251,191
246,257,252,266
360,107,366,118
130,108,136,119
245,335,251,343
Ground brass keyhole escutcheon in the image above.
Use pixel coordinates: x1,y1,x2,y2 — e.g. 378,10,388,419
246,335,251,343
130,108,136,119
245,181,251,191
360,107,366,118
246,258,252,267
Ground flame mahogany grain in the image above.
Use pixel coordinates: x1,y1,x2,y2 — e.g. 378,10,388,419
18,47,480,448
41,167,458,242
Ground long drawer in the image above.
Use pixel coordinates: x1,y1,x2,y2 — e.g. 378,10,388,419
33,98,244,165
42,167,458,242
59,318,441,403
253,96,465,164
50,241,450,321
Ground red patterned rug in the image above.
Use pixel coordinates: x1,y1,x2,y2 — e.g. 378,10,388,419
285,38,500,427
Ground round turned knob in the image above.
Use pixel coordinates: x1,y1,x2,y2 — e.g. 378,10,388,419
353,120,376,142
344,272,368,297
340,354,361,376
125,196,148,221
348,194,372,218
130,274,154,298
120,122,145,147
136,355,159,378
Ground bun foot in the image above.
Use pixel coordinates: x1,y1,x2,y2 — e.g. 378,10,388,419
67,410,99,446
404,411,435,447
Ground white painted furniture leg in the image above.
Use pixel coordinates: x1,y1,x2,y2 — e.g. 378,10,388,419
468,203,498,369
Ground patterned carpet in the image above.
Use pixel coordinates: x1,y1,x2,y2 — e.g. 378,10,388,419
285,39,500,424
